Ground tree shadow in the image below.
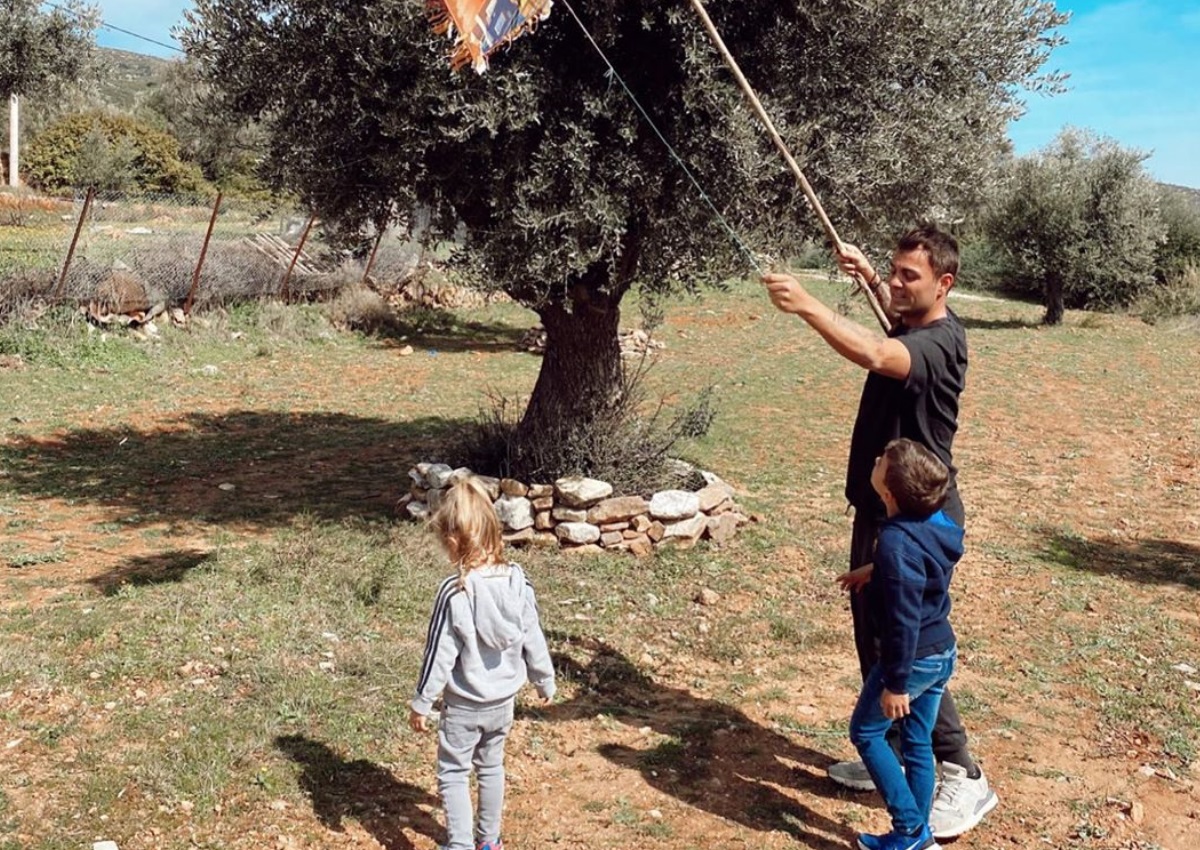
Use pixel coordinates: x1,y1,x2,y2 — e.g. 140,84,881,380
955,316,1040,331
371,310,534,355
0,411,470,530
275,734,442,850
1039,529,1200,591
88,548,214,596
535,633,859,849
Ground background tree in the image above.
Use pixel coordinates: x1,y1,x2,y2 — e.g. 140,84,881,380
0,0,99,185
142,56,270,197
25,111,208,193
183,0,1066,478
983,128,1164,324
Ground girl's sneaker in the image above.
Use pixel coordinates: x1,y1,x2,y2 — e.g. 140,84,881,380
856,823,939,850
476,841,504,850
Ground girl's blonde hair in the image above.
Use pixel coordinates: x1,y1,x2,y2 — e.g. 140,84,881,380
429,476,505,585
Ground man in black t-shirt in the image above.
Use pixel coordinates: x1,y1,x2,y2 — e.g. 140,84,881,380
762,226,996,840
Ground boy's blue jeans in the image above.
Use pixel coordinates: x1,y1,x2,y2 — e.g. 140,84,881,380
849,645,957,835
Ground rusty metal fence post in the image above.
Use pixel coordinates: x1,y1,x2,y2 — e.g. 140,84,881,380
183,191,223,315
361,228,385,286
279,213,316,301
52,186,95,302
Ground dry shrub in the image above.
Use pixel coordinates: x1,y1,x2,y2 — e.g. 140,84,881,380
461,359,716,495
324,283,395,334
0,273,55,326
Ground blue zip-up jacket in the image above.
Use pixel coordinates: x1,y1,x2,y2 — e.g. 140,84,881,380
869,510,963,693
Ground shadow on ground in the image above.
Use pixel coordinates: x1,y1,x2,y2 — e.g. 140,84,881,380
87,548,215,595
276,735,442,850
537,633,858,849
0,411,472,529
1039,529,1200,591
371,309,534,355
955,316,1041,331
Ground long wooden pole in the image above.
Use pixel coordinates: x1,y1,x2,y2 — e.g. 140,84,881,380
184,191,223,316
53,186,95,301
687,0,890,332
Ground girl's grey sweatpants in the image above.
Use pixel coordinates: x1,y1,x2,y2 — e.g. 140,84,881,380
437,698,514,850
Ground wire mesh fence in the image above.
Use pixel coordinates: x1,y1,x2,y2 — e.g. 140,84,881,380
0,187,441,322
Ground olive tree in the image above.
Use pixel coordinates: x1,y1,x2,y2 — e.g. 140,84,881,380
985,129,1164,324
182,0,1066,475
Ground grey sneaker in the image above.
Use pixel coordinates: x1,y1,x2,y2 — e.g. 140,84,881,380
827,759,877,791
930,762,999,838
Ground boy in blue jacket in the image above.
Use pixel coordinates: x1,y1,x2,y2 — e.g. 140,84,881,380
847,438,963,850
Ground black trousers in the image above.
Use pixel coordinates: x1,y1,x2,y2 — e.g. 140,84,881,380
850,507,974,770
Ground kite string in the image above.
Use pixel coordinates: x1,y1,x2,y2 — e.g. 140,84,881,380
557,0,767,275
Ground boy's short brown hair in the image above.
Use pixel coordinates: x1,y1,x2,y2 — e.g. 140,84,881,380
883,438,950,518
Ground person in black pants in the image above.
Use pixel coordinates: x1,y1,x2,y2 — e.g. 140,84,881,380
762,225,997,840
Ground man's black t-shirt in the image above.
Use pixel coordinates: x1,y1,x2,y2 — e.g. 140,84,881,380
845,309,968,524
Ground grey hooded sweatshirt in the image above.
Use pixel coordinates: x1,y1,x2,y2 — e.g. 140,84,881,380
411,562,556,715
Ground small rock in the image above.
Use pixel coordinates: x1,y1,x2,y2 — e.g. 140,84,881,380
556,522,601,545
500,478,529,498
494,495,535,531
554,476,613,508
399,345,414,356
1130,800,1145,824
218,483,236,492
93,843,120,850
503,527,535,546
649,490,700,521
696,588,720,606
552,506,588,523
629,539,654,558
426,464,455,489
588,496,650,525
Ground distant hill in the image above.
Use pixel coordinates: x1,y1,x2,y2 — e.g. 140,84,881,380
1161,183,1200,210
96,47,172,112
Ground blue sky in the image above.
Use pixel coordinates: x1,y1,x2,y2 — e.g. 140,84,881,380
90,0,1200,188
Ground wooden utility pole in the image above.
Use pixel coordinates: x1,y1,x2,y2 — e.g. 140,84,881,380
8,95,19,188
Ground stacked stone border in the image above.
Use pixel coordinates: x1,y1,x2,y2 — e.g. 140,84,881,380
399,464,751,556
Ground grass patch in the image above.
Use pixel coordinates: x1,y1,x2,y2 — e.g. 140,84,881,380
0,279,1197,848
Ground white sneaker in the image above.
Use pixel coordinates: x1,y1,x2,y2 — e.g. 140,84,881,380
930,762,999,838
827,759,877,791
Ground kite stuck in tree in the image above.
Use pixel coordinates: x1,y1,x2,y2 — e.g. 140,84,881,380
429,0,554,72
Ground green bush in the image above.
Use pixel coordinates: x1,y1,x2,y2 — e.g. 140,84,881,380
24,111,208,194
1135,265,1200,324
955,235,1014,294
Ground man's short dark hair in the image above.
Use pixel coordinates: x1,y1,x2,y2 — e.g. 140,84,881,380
896,224,959,280
883,438,950,518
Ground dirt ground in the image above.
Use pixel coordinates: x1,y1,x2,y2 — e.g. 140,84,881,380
1,292,1198,850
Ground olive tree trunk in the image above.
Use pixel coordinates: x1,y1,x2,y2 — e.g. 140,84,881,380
516,300,623,460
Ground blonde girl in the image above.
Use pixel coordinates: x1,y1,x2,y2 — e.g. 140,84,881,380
410,477,555,850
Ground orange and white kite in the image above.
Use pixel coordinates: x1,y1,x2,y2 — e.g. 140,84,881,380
429,0,553,72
